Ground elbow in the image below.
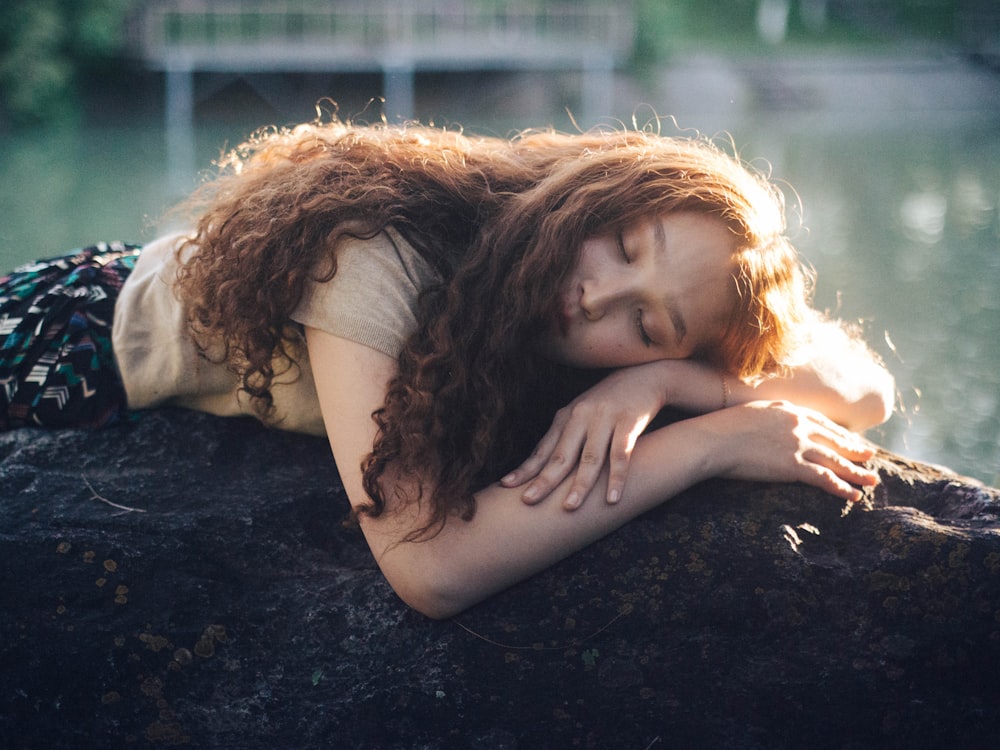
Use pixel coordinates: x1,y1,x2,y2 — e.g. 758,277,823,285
850,373,896,432
869,369,896,428
395,584,472,621
380,562,477,620
398,590,465,621
874,383,895,427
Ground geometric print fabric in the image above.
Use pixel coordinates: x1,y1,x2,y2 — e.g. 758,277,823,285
0,241,141,430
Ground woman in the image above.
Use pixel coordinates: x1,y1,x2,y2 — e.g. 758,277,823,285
0,118,893,618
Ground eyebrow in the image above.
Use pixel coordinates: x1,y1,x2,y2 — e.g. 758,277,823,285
654,219,687,345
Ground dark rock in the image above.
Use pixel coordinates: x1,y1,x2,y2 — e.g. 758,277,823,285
2,409,1000,749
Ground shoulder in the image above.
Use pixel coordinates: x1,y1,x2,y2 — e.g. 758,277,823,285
291,227,444,359
337,226,441,290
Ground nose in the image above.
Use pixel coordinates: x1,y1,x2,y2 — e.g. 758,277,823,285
579,271,634,321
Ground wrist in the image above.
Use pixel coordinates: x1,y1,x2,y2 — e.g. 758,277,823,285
720,373,731,410
691,409,736,478
651,359,733,414
643,358,681,410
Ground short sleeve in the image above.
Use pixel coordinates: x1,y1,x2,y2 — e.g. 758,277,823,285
290,227,442,359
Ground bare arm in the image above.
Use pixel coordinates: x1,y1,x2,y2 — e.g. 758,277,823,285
306,327,877,620
628,320,894,435
730,318,895,431
504,317,894,507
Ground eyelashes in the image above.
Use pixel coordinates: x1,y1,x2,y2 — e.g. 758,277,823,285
617,232,630,263
615,232,656,349
635,309,653,347
618,232,653,347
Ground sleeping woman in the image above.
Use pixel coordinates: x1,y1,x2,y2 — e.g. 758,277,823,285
0,118,894,618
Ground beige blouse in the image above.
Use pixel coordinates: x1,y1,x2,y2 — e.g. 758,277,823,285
111,227,441,436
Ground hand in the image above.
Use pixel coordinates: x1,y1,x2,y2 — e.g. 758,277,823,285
706,400,879,503
501,363,669,510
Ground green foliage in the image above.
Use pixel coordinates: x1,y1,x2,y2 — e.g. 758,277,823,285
0,0,972,127
0,0,135,127
632,0,967,66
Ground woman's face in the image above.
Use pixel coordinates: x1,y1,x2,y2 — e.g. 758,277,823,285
540,211,738,369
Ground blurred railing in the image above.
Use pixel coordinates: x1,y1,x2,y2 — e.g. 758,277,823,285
135,0,635,70
130,1,636,189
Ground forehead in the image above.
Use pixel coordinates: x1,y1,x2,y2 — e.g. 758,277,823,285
624,211,738,280
645,212,740,354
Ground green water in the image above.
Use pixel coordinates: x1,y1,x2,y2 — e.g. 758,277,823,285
1,115,998,487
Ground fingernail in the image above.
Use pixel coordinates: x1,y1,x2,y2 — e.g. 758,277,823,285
523,486,540,502
608,489,621,504
501,473,517,485
564,492,580,509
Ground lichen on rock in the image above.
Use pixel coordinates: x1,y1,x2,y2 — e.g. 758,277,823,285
2,409,999,748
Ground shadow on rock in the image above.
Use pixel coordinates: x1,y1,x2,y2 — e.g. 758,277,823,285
2,410,999,749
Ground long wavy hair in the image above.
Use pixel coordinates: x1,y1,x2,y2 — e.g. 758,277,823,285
174,116,812,536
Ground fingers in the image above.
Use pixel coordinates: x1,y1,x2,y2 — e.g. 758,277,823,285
509,411,646,510
747,402,879,502
799,444,879,502
561,435,608,510
507,414,597,505
534,420,615,509
500,422,566,489
501,399,641,509
603,421,646,506
806,413,876,462
562,422,639,510
603,432,633,506
798,415,880,502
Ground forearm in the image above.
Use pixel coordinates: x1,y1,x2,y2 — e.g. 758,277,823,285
736,358,894,431
738,317,894,430
309,327,881,621
366,398,879,618
653,330,895,432
366,418,715,619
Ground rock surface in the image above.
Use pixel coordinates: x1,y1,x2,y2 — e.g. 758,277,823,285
2,409,1000,749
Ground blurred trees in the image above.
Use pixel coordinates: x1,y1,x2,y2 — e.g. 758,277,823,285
633,0,970,60
0,0,979,129
0,0,135,126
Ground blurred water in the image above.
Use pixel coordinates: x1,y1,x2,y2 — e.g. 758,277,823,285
0,98,997,487
747,120,1000,489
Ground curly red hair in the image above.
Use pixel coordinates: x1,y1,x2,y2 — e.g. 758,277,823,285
173,117,812,537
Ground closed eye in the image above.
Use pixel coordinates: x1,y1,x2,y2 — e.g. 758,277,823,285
635,309,654,347
619,233,652,346
617,232,630,263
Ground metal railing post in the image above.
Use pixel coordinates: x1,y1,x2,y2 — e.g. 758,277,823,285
165,60,196,193
383,60,416,122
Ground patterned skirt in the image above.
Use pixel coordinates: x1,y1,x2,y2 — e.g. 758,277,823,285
0,242,141,430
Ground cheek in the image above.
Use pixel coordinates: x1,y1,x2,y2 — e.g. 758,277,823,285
565,327,640,368
543,319,656,369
